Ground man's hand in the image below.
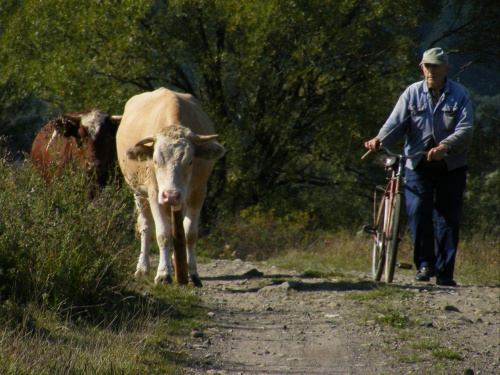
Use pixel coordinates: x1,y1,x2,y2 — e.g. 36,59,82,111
427,144,449,161
364,138,381,151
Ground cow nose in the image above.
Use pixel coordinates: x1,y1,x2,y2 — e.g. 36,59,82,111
160,191,181,204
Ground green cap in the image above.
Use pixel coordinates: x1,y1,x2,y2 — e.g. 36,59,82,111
420,47,448,65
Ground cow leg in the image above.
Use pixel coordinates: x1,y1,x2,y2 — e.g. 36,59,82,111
134,194,153,278
149,201,173,284
184,206,202,287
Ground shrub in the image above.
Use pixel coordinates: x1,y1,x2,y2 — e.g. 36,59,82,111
0,146,137,312
462,170,500,236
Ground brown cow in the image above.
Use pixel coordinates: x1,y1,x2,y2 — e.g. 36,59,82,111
31,109,122,189
116,88,225,286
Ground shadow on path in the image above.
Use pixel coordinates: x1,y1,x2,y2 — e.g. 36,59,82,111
202,267,379,293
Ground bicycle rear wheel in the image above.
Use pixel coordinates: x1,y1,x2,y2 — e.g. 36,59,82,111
371,197,387,281
384,193,403,283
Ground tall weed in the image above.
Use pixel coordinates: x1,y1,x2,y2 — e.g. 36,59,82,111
199,205,311,261
0,146,208,374
0,148,137,312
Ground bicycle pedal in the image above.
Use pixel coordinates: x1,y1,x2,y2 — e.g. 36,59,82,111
396,262,412,269
363,225,378,235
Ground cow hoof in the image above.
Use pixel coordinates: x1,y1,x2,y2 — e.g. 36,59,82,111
155,275,173,285
189,275,203,288
135,269,149,278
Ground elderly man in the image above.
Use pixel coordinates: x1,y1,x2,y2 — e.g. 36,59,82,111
365,47,473,286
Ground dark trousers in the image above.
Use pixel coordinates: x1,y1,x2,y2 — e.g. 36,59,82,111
404,163,467,279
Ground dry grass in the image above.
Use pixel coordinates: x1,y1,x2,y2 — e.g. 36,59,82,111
267,230,499,286
455,235,500,286
0,154,206,374
0,282,204,375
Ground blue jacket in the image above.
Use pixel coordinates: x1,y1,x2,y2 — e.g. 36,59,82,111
377,78,473,170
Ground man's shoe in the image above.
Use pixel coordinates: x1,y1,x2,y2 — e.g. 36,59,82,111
436,278,457,287
414,267,435,282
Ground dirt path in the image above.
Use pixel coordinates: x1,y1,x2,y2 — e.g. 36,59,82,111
184,259,499,375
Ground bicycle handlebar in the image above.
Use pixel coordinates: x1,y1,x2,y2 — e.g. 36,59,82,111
361,147,428,160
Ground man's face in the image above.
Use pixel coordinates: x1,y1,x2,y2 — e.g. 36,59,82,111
421,63,449,90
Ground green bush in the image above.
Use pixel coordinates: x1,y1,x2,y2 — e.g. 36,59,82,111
0,147,137,312
462,170,500,236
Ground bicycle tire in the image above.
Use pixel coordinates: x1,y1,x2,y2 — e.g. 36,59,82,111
384,193,402,283
372,196,387,281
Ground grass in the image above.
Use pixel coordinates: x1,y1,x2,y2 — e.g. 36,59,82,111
398,353,426,364
342,290,467,372
267,230,374,278
431,348,462,360
0,284,206,374
455,235,500,285
265,230,499,286
408,339,441,350
376,312,412,328
345,285,414,301
195,197,497,373
0,143,497,373
0,152,207,374
198,181,499,286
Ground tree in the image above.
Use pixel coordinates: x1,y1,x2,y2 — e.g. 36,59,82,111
424,0,500,69
1,0,497,229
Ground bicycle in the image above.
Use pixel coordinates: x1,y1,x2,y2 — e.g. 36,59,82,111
361,147,427,283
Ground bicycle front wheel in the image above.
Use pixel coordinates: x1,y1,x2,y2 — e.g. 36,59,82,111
384,193,403,283
372,232,385,281
372,197,387,281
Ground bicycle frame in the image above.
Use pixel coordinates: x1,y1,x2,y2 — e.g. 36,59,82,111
363,147,427,282
374,157,405,242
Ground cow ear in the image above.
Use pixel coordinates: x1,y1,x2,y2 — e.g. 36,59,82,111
126,137,156,162
54,115,81,138
194,141,225,160
126,145,154,161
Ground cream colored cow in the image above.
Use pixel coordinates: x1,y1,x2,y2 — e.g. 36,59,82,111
116,88,225,286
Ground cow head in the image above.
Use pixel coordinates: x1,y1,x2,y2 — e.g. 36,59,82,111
126,125,225,206
35,109,122,187
58,110,121,184
52,109,122,144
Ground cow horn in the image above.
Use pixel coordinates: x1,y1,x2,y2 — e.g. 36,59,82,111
193,134,219,143
134,136,156,147
110,115,122,121
62,114,82,122
45,130,59,151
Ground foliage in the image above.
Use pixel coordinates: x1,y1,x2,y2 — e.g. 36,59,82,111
0,143,137,311
423,0,500,70
0,0,498,233
0,82,47,157
462,94,500,235
0,0,422,218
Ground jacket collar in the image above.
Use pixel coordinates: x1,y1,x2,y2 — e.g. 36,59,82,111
422,77,449,94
